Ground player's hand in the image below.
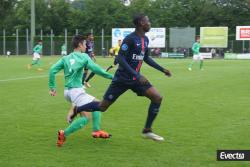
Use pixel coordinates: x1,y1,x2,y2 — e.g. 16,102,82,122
138,75,149,85
50,89,57,96
163,69,171,77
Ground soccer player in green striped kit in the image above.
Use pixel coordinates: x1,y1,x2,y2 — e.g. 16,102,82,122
28,40,43,71
188,37,204,71
49,35,113,147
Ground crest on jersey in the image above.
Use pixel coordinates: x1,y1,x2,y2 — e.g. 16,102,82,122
121,44,128,51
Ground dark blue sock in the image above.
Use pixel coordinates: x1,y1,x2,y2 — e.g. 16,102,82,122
85,72,95,82
144,102,161,129
76,101,101,113
82,72,87,83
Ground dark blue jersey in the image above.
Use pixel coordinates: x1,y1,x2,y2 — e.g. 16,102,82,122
85,40,94,57
114,32,150,82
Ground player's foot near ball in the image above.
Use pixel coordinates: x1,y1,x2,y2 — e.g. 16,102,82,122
92,130,112,139
188,67,192,71
142,128,164,141
84,82,91,88
57,130,66,147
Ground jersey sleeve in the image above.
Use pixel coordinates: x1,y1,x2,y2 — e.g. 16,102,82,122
85,55,113,79
33,45,38,52
192,43,198,53
48,58,64,90
144,36,165,73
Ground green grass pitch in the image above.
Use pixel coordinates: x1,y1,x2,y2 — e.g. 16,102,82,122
0,56,249,167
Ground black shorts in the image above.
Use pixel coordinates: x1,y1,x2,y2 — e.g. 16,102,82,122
103,80,152,102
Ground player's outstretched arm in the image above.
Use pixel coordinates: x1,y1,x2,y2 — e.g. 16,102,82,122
48,59,64,92
116,54,140,79
144,55,171,77
86,58,113,80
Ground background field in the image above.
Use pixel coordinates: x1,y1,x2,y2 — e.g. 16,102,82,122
0,56,250,167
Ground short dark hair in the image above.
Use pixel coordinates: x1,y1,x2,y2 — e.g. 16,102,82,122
133,14,146,26
38,39,42,43
72,34,86,49
86,32,93,37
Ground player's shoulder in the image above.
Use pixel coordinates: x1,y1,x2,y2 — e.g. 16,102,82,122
145,35,149,42
124,32,135,41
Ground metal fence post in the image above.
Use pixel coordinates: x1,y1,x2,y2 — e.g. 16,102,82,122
26,28,29,55
51,29,53,55
31,0,35,53
65,28,67,52
231,40,234,52
106,40,109,56
249,41,250,52
75,29,78,35
40,29,43,40
243,40,245,53
101,28,104,56
16,29,19,56
3,29,6,55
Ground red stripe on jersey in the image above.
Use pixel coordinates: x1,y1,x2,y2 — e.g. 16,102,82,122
133,37,145,80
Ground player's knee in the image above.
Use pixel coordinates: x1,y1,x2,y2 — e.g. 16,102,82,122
99,100,111,112
99,106,107,112
153,95,163,103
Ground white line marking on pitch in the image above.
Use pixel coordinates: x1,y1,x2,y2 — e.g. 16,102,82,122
0,75,48,82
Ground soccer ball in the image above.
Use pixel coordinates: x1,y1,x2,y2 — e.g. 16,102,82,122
123,0,131,6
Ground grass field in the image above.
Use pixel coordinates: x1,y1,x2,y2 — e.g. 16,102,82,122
0,56,250,167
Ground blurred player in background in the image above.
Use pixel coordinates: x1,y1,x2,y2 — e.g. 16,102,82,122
61,43,67,56
188,37,203,71
84,39,122,84
82,33,96,88
28,40,43,71
69,14,172,142
49,35,112,147
106,39,122,71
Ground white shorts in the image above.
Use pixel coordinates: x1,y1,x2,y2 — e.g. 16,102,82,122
33,52,41,60
61,51,67,55
64,88,95,107
193,54,203,61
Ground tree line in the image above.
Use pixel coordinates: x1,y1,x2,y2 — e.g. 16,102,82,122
1,0,250,36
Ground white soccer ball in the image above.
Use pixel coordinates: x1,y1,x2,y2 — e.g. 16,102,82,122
124,0,131,6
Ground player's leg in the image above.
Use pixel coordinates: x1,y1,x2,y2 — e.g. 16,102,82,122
72,81,127,115
106,58,118,71
64,112,89,137
57,114,89,147
66,103,111,139
91,110,111,138
57,88,91,146
199,55,204,70
82,68,88,84
28,54,37,69
106,65,114,72
85,72,95,83
143,86,164,141
32,53,40,66
36,58,43,71
84,56,97,86
188,55,197,71
31,60,38,66
131,82,164,141
89,98,111,138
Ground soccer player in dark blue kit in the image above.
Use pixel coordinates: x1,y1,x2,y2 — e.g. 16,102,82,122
69,14,172,141
82,33,96,88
